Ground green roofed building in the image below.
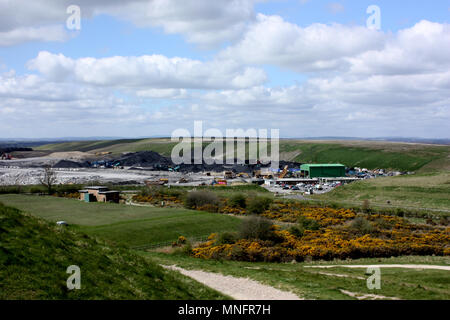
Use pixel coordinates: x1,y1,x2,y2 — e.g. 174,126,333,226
300,164,346,178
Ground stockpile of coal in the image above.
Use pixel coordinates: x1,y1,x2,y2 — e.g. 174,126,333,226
116,151,172,167
0,147,32,153
53,160,90,168
178,163,257,173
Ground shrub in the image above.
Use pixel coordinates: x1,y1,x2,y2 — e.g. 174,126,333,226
289,225,305,238
182,241,192,255
297,216,320,231
239,216,275,241
362,199,371,213
229,194,246,209
247,197,273,214
349,216,374,235
439,217,449,226
217,232,238,245
184,191,219,209
373,218,394,230
395,208,405,217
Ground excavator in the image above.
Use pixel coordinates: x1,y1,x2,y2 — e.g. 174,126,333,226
278,165,289,179
237,172,250,178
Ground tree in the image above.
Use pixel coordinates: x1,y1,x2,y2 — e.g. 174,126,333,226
39,166,57,194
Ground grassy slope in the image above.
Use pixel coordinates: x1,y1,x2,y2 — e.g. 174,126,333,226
36,138,177,156
0,203,229,300
280,140,450,172
311,171,450,212
37,138,450,171
144,252,450,300
0,194,241,247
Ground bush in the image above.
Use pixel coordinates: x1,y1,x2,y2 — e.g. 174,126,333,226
297,216,320,231
239,216,275,241
217,232,238,245
247,197,273,214
395,208,405,217
289,225,305,238
229,194,246,209
362,199,371,213
349,216,374,235
184,191,219,209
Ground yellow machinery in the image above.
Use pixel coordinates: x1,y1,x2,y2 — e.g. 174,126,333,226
224,171,235,179
278,165,289,179
237,172,250,178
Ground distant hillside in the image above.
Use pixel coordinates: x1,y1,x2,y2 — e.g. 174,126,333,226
36,138,450,172
0,202,227,300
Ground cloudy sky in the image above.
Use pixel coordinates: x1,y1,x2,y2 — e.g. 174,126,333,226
0,0,449,138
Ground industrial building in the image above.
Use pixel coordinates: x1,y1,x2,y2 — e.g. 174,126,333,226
79,186,120,203
300,164,346,178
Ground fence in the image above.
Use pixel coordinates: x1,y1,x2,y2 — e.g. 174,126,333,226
131,234,211,251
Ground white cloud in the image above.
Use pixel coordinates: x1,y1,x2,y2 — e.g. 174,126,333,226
347,20,450,76
0,0,258,47
107,0,258,47
0,25,68,47
1,5,449,138
27,51,267,89
135,88,189,99
220,14,385,72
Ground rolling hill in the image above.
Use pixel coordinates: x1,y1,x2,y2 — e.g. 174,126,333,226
0,202,228,299
36,138,450,172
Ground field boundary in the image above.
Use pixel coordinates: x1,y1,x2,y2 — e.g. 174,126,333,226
131,235,211,250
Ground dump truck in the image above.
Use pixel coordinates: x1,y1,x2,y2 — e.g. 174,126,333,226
224,171,235,179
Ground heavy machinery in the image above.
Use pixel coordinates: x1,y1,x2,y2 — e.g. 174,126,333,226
144,178,168,186
278,165,289,179
224,171,235,179
237,172,250,178
253,169,273,179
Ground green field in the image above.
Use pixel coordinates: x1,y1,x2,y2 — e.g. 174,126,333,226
0,194,241,247
280,140,450,172
35,138,178,155
36,138,450,172
311,171,450,213
0,202,228,299
144,252,450,300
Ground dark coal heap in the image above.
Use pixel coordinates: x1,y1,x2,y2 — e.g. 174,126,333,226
117,151,172,167
53,160,90,168
0,147,32,153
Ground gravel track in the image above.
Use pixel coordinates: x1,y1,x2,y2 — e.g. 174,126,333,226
304,264,450,271
163,265,302,300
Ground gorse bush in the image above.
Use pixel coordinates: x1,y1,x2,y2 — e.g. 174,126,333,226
184,191,219,209
239,216,276,241
216,232,238,245
229,194,246,209
247,197,273,214
349,216,375,235
297,216,320,231
289,225,305,238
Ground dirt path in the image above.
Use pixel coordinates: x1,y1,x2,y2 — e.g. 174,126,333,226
163,265,302,300
339,289,400,300
304,264,450,271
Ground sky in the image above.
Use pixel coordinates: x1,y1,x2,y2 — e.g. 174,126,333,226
0,0,449,139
